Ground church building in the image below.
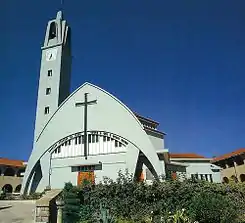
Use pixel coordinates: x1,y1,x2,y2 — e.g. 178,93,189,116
21,11,167,194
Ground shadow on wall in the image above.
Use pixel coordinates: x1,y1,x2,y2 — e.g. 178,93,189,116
15,184,21,193
136,152,159,180
30,162,43,194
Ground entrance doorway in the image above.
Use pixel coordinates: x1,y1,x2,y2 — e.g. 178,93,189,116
77,171,95,186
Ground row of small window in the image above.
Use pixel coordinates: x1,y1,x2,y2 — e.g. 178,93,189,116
191,174,213,182
71,163,102,172
54,147,61,154
43,70,53,115
75,135,97,144
75,135,122,147
53,135,123,153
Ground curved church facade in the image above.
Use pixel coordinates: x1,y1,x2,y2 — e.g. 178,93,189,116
21,12,166,194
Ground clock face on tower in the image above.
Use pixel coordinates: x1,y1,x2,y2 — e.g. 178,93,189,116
46,48,58,61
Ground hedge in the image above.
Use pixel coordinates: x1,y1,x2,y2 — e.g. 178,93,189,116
62,171,245,223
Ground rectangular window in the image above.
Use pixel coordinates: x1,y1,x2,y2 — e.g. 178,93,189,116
96,135,99,142
46,88,51,95
71,166,79,172
210,174,213,183
122,139,128,145
195,174,198,180
115,141,118,147
67,140,71,145
107,137,110,141
82,135,85,144
48,69,52,77
92,135,95,143
88,135,91,143
78,136,81,144
71,164,102,172
200,174,204,180
119,142,122,147
121,139,126,145
75,137,78,145
205,174,208,181
54,147,61,154
103,136,106,142
44,106,49,114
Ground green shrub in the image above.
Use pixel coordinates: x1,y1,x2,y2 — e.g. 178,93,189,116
62,172,245,223
188,190,245,223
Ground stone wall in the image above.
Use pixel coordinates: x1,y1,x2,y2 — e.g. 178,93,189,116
35,189,62,223
36,206,50,222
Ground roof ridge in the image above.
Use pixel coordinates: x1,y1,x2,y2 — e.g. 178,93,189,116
169,153,206,158
212,148,245,162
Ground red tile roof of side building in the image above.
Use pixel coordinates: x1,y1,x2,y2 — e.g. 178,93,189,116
0,158,25,167
169,153,206,159
212,148,245,162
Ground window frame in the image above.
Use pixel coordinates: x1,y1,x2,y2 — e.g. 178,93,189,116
46,88,51,95
48,69,52,77
44,106,50,114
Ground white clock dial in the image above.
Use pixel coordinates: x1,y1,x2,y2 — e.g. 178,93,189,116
46,48,58,61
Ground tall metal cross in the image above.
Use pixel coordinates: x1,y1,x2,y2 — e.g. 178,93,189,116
75,93,97,160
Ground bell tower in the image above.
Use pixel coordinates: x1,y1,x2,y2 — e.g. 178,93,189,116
34,11,72,141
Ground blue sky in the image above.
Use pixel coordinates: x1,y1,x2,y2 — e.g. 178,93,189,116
1,0,245,161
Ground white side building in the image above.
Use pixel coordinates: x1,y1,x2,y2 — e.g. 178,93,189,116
168,153,222,183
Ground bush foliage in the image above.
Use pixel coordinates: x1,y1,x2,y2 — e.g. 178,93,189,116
62,171,245,223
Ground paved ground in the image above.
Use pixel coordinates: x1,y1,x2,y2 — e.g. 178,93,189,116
0,200,36,223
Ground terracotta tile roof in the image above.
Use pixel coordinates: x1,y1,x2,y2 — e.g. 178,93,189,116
212,148,245,162
169,153,206,159
0,158,25,167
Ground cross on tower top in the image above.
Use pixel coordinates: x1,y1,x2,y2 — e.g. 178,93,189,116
75,93,97,160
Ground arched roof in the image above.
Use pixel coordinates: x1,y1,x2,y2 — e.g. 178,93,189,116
36,82,144,142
